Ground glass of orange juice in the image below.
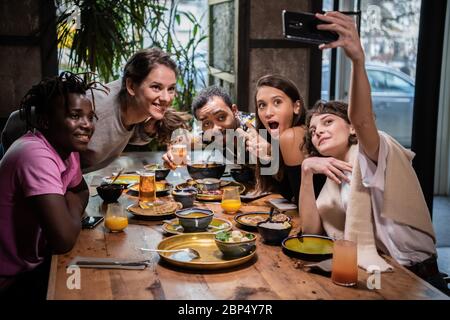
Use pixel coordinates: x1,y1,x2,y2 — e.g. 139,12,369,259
105,203,128,232
221,186,242,214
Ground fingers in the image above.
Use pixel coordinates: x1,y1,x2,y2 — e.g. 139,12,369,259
317,23,350,36
319,40,346,50
162,152,176,170
324,11,355,23
325,159,352,183
323,169,341,184
236,128,249,139
328,165,350,184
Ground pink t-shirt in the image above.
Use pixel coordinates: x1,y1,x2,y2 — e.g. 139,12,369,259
0,131,82,276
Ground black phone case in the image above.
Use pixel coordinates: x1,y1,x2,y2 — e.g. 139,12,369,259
81,216,104,229
282,10,339,44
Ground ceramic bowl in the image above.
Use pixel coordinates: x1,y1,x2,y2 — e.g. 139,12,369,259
175,207,214,232
96,184,126,203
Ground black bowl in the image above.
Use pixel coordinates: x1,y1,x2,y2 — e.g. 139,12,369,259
96,184,126,203
143,164,170,181
155,168,170,181
187,162,226,180
172,189,197,208
230,166,255,185
256,221,292,245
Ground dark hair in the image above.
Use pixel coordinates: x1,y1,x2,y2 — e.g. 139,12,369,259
253,74,306,193
304,100,358,157
19,71,103,130
118,48,190,144
192,86,233,118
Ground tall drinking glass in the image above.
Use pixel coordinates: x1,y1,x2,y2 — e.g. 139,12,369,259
331,239,358,286
138,170,156,204
171,144,188,167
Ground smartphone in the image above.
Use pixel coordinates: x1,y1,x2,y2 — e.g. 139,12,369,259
81,216,104,229
267,198,297,212
282,10,339,44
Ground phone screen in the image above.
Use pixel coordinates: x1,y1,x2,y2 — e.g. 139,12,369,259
81,216,104,229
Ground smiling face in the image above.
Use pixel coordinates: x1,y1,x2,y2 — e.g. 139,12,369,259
195,96,239,134
46,93,95,156
256,86,300,139
308,113,355,160
127,64,176,120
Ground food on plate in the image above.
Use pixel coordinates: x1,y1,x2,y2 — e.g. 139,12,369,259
240,215,267,225
258,221,291,230
215,230,255,243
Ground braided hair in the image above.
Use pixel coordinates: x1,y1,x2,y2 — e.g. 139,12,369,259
19,71,107,130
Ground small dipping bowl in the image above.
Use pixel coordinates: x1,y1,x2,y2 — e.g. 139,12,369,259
96,184,126,203
215,230,257,257
144,164,170,181
175,207,214,232
196,178,221,191
257,220,292,245
172,188,197,208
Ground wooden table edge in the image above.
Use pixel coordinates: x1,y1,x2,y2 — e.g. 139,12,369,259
46,255,59,300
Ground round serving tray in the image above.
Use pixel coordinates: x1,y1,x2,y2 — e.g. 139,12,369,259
156,233,256,270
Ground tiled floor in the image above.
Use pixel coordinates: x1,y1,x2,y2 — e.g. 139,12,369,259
433,196,450,276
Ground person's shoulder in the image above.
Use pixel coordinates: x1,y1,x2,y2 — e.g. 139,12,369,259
90,79,121,111
280,126,306,144
8,133,58,163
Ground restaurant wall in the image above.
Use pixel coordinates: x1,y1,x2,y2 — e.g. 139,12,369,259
0,0,57,130
245,0,321,111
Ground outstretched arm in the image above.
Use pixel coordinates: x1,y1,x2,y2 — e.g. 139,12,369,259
317,12,380,162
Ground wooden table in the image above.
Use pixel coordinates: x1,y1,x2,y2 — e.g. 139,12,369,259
46,152,449,300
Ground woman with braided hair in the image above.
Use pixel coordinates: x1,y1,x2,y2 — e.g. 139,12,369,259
0,72,98,297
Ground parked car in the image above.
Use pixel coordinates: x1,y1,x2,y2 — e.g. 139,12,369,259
322,63,415,147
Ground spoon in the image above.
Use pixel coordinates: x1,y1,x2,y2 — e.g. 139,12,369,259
268,207,275,222
304,258,333,273
162,220,224,231
297,229,304,243
139,247,201,259
110,168,124,185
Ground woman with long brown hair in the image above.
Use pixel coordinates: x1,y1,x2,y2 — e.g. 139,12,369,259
252,74,324,204
1,47,190,172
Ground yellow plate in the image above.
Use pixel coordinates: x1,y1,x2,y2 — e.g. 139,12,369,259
127,201,182,220
162,217,232,235
103,174,139,185
127,181,171,197
157,233,256,270
175,180,245,201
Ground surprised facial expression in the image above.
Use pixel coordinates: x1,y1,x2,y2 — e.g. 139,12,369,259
256,86,300,139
